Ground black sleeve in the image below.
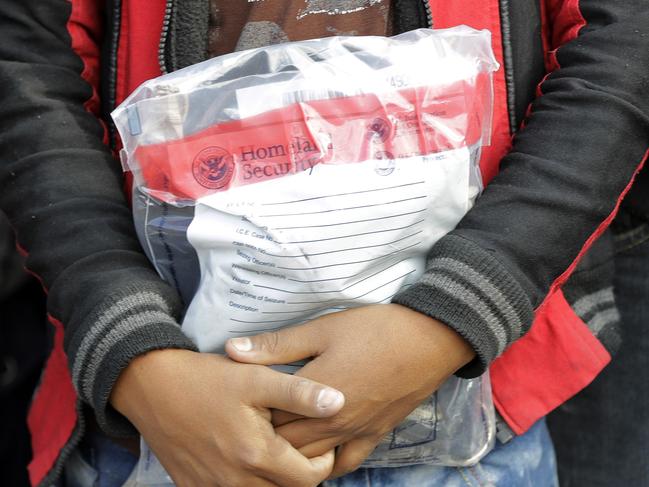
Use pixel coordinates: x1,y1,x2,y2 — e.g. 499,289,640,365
394,0,649,376
0,0,196,436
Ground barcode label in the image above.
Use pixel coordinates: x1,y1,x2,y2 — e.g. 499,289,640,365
235,64,438,119
236,78,371,118
280,88,365,106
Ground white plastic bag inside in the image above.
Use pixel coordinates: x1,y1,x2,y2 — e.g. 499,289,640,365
112,26,499,486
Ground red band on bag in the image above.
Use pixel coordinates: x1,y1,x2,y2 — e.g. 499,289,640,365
133,79,489,203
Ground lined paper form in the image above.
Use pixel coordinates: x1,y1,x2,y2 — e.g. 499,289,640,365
183,148,473,352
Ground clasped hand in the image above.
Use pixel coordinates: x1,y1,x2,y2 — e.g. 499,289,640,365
226,304,475,480
111,304,474,486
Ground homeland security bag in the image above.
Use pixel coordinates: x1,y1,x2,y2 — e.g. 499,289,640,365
113,26,499,485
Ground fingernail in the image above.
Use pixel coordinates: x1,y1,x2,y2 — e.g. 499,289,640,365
317,388,344,410
230,337,253,352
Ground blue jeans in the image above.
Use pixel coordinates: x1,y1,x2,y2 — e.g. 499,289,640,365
62,432,139,487
323,420,557,487
63,419,557,487
548,218,649,486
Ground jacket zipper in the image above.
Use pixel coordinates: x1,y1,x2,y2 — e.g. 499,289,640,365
422,0,433,28
107,0,123,149
159,0,174,74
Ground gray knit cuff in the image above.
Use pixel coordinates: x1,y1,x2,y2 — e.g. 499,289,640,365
393,234,534,378
66,286,197,437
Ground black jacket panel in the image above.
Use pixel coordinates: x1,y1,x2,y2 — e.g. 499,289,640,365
0,0,196,439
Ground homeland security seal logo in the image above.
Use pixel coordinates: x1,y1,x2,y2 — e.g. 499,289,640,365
374,151,396,176
192,146,235,189
367,117,391,142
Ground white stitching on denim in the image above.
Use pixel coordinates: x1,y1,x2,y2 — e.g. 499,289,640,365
457,467,475,486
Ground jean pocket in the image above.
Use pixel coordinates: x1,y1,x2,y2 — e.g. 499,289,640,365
63,448,99,487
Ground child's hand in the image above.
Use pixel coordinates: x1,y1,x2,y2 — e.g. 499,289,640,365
226,304,475,479
110,349,344,486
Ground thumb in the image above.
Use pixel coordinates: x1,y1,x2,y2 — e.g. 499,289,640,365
226,324,323,365
253,367,345,418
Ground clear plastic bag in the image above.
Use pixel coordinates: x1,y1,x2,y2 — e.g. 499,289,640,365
113,26,499,486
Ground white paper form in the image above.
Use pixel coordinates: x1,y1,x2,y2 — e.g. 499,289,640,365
182,148,473,352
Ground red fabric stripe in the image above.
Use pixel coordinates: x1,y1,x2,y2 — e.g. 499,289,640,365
538,0,552,71
115,0,166,200
12,233,49,295
65,0,109,144
18,263,48,297
115,0,166,106
491,0,648,435
491,290,610,435
543,0,586,72
429,0,511,184
546,149,649,300
15,241,28,258
544,0,587,50
27,317,78,487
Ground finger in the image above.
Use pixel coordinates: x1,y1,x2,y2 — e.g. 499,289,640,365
275,416,346,457
271,409,302,427
259,436,335,487
329,438,379,479
298,437,345,459
226,324,324,365
252,367,344,418
276,417,338,450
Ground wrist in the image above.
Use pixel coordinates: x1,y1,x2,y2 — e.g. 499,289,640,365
110,348,194,420
390,304,476,372
429,316,476,371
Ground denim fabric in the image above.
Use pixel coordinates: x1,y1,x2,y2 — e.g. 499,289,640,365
62,433,138,487
324,419,557,487
63,419,556,486
548,218,649,487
